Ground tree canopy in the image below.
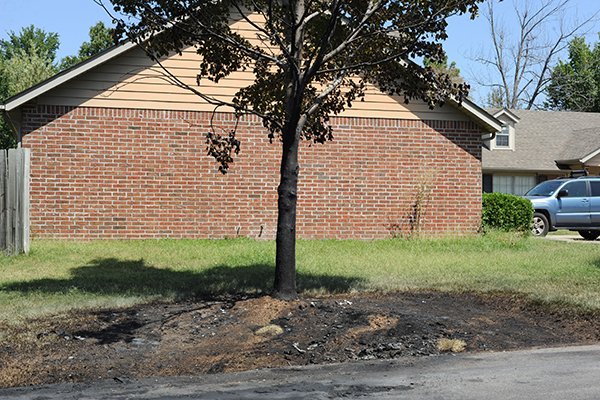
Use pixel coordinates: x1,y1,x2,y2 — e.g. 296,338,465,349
60,22,115,70
0,25,60,62
545,36,600,112
423,56,464,86
108,0,480,143
0,25,60,96
0,26,59,148
105,0,484,298
0,23,114,149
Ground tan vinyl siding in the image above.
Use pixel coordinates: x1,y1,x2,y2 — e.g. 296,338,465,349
37,15,469,121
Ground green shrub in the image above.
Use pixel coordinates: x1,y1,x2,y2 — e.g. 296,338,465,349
482,192,533,232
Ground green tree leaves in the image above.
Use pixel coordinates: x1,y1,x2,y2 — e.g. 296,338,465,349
0,25,60,61
0,25,59,99
0,22,114,148
1,47,57,96
0,26,60,148
60,22,114,70
545,36,600,112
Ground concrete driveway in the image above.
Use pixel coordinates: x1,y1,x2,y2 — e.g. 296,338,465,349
542,234,599,243
2,345,600,400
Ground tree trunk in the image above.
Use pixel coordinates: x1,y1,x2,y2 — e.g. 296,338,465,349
273,118,301,300
273,0,305,300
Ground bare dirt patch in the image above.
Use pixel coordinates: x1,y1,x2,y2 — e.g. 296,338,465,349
1,291,599,388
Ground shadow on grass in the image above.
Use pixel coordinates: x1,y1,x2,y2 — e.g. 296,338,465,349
1,258,365,300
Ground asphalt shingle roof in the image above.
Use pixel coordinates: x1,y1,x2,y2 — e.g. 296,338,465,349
482,109,600,172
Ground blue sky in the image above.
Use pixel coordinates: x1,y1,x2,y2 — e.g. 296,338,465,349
0,0,113,58
444,0,600,104
1,0,599,104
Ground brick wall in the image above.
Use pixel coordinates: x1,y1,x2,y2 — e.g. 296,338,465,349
21,105,483,239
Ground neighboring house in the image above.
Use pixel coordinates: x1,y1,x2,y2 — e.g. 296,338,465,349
0,20,500,240
482,109,600,196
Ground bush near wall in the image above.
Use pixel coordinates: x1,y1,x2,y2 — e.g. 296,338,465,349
482,193,534,232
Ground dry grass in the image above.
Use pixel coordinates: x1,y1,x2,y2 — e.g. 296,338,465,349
254,324,284,337
437,338,467,353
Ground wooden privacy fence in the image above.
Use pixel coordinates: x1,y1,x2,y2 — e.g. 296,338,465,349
0,149,30,254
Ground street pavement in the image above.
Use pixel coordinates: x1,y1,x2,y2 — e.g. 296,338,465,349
2,344,600,399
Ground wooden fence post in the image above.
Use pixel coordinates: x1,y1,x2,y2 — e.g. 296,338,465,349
21,148,30,254
0,149,30,255
0,151,6,251
7,149,16,253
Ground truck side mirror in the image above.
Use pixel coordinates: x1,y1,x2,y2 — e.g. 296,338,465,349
557,189,568,198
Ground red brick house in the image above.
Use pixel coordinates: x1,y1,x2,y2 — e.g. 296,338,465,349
0,23,500,240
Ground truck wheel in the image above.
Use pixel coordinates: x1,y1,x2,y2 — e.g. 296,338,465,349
532,213,549,237
578,230,600,240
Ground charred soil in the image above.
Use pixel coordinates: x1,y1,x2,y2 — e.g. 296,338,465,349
1,291,599,388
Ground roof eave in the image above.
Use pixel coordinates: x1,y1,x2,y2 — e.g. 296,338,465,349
581,147,600,163
482,167,564,174
554,146,600,165
2,41,138,112
447,97,502,133
555,159,582,165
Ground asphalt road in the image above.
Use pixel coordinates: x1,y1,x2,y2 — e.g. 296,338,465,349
2,345,600,399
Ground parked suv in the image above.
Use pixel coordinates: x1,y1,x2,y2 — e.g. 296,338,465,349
524,176,600,239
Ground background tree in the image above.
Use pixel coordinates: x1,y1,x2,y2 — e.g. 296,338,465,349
0,25,59,61
485,87,506,108
424,57,464,85
473,0,597,110
104,0,484,299
60,22,115,70
545,36,600,112
0,26,60,148
0,23,114,148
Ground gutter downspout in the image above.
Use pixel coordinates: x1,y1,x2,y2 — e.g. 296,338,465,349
481,131,496,151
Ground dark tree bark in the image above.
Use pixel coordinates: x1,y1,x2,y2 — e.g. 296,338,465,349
274,121,300,299
273,0,305,299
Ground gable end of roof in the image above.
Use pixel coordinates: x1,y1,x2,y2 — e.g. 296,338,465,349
0,37,500,132
493,108,520,123
1,41,137,112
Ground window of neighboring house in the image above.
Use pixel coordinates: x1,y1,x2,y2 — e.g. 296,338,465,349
492,175,536,195
495,124,510,148
493,175,513,193
514,176,536,195
483,174,493,193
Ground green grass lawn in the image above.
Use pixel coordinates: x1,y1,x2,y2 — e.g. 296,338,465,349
1,232,600,324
